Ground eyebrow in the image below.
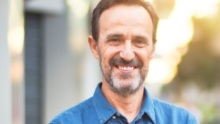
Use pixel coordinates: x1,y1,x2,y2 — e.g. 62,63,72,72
134,35,149,41
134,35,149,42
106,33,150,42
106,33,124,40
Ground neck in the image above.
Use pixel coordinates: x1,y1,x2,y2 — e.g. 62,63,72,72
101,82,145,123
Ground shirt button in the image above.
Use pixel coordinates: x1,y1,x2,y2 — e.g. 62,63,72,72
112,116,116,119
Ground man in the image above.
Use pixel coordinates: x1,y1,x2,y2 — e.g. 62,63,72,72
50,0,198,123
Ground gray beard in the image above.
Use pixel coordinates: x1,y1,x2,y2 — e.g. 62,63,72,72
109,71,144,97
98,49,146,97
100,62,145,97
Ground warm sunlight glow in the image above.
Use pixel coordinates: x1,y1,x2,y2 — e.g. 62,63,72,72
67,0,89,54
145,0,153,3
147,0,220,84
67,0,89,19
156,19,193,56
8,26,24,56
7,1,25,124
191,0,220,18
147,59,177,84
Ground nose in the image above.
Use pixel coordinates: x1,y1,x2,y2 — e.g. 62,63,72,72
119,41,135,61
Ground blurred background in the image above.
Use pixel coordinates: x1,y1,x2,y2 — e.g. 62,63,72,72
1,0,220,124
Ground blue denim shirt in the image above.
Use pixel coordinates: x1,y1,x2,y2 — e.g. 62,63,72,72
50,83,198,124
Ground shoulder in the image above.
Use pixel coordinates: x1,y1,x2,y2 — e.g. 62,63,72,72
49,98,95,124
153,98,186,112
153,98,198,124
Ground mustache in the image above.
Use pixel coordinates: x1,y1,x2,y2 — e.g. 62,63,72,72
109,57,143,68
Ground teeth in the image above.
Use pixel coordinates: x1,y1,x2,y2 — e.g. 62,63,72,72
119,66,134,71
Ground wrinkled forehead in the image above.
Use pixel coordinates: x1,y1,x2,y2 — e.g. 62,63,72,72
100,4,153,24
99,5,153,39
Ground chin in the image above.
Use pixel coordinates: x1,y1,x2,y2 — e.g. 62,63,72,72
110,76,143,96
116,80,139,89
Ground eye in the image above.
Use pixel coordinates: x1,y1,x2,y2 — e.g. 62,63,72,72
134,39,147,47
111,38,120,42
108,38,123,46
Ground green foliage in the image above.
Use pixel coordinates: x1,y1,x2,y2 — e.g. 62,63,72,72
161,4,220,123
169,6,220,90
198,104,218,124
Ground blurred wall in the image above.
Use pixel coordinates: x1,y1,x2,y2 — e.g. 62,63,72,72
25,0,100,123
43,9,79,123
0,0,11,124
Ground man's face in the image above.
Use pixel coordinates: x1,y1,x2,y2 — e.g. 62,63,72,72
89,5,154,96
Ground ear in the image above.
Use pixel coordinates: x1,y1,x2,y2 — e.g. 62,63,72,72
88,35,99,59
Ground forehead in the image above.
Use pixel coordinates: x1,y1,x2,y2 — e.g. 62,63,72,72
99,4,153,38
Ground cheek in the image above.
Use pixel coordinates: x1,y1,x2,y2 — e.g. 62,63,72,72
99,48,113,70
102,56,109,68
101,46,119,62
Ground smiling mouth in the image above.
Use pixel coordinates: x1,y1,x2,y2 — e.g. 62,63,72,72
116,65,135,71
110,57,142,72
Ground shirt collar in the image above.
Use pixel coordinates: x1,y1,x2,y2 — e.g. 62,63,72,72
92,83,156,124
92,83,117,123
139,88,156,124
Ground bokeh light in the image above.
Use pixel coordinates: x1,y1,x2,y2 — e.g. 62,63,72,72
146,0,220,84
